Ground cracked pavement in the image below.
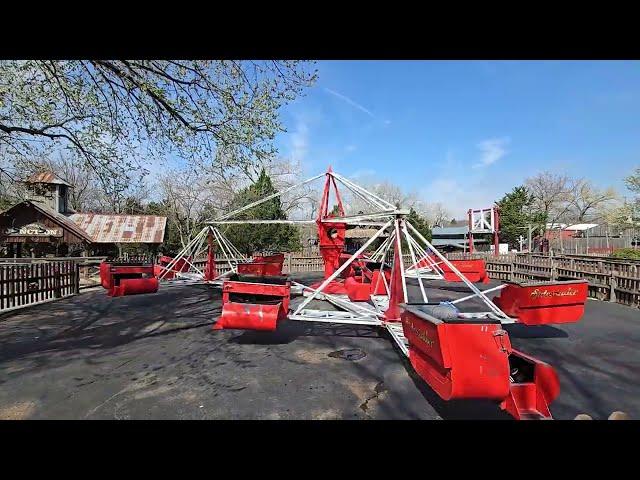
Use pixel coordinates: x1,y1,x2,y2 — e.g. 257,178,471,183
0,273,638,420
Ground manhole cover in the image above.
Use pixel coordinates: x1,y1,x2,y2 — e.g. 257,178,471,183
328,348,366,361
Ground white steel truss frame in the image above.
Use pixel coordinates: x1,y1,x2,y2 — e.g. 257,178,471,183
158,167,513,328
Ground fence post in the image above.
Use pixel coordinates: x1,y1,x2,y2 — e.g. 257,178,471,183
74,263,80,294
286,253,292,274
54,263,61,299
609,272,617,303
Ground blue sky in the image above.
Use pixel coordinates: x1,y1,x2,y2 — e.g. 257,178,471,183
275,60,640,217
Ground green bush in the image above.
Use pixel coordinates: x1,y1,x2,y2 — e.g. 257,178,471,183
609,248,640,260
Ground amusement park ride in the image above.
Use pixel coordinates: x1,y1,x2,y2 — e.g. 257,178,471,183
99,166,589,420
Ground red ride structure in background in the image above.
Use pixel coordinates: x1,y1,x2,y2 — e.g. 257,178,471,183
442,259,490,284
492,279,589,325
215,274,291,331
154,255,191,279
237,254,285,276
313,167,348,294
99,261,159,297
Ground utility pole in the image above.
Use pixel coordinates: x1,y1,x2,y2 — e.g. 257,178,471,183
519,235,524,252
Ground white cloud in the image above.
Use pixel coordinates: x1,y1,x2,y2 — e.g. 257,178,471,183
351,168,376,179
290,120,309,162
473,137,510,168
421,176,502,218
345,144,357,152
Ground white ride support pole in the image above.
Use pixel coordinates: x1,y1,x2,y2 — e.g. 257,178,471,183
293,219,394,316
181,227,210,277
215,228,246,260
211,228,239,273
213,227,245,262
369,231,394,262
213,173,325,222
450,284,508,305
331,174,388,211
158,227,208,280
406,234,445,276
212,220,316,225
401,222,428,303
406,221,509,319
394,218,409,304
332,172,397,210
290,280,382,318
331,172,388,210
371,230,395,297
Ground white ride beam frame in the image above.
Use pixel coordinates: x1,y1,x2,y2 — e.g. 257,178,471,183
171,166,514,327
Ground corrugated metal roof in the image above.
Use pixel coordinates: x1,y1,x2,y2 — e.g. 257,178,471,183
431,238,488,247
1,201,94,242
546,222,567,230
25,171,72,186
69,214,167,243
564,223,598,231
432,226,469,235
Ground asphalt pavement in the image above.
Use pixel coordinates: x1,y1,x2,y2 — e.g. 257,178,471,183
0,273,637,420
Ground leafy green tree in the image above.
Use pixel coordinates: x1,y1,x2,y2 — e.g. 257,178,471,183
0,198,11,211
610,248,640,260
406,207,432,242
0,60,316,195
122,196,146,215
329,204,342,216
224,169,301,255
497,186,546,248
624,167,640,194
143,200,182,256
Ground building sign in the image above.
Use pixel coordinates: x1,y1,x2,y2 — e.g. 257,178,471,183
4,223,63,237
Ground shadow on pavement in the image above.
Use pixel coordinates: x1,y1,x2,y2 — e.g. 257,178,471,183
504,323,568,339
228,319,384,346
384,333,514,420
0,284,221,371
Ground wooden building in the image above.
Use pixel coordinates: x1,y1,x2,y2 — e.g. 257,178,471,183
0,171,166,258
0,200,93,257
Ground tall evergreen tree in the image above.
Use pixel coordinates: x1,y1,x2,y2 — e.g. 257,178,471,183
224,169,301,255
406,207,432,242
497,186,546,248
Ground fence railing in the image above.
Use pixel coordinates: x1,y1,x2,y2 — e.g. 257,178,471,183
0,261,79,313
445,252,640,308
3,250,638,314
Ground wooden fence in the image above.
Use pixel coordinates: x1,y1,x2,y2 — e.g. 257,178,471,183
191,253,326,275
0,261,79,313
3,250,638,314
446,252,640,308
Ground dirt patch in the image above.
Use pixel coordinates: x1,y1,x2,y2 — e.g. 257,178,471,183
312,408,342,420
345,379,374,400
0,400,36,420
293,348,333,364
359,381,388,417
132,384,174,400
140,321,165,334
